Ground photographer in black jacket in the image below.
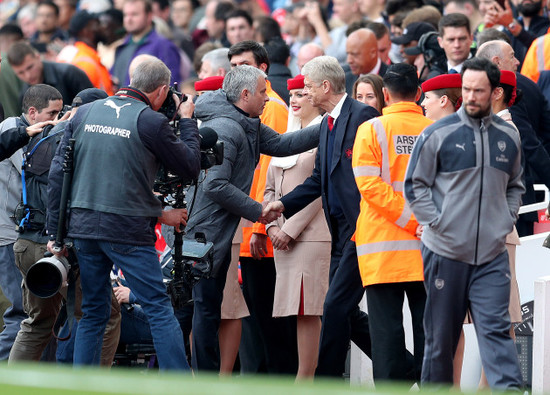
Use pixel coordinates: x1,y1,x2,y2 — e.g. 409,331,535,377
47,57,200,370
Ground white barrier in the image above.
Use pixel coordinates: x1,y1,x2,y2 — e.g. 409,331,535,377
532,276,550,394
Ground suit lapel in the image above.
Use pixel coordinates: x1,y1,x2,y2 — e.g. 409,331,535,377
330,97,351,174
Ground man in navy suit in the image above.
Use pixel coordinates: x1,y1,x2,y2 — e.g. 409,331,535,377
477,39,550,236
263,55,379,378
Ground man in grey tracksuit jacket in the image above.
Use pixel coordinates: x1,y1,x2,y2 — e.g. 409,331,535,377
185,66,320,372
405,96,525,390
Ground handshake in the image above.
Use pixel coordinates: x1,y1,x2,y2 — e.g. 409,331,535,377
258,201,285,225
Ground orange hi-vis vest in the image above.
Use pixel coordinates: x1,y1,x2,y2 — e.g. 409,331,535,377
57,41,115,95
239,80,288,258
352,101,433,287
521,27,550,83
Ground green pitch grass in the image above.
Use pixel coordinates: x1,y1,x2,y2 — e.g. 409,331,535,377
0,363,423,394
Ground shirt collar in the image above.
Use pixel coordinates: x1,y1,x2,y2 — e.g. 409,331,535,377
328,93,347,120
447,53,473,73
363,58,381,76
447,62,463,73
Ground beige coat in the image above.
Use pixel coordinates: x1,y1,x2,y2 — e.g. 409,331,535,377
265,146,331,317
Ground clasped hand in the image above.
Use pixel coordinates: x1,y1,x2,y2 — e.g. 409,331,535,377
258,201,285,224
267,226,293,251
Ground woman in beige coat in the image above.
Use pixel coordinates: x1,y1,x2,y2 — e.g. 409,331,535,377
264,75,331,380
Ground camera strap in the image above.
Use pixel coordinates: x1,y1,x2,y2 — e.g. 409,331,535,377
115,87,152,107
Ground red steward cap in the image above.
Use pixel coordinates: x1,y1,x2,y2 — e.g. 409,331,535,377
287,74,305,90
500,70,516,87
421,73,462,93
194,76,224,92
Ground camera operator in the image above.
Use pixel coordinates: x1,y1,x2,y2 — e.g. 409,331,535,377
188,64,320,372
0,84,62,361
7,87,124,365
47,57,201,370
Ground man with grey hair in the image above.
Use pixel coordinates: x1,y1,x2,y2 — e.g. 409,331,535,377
199,48,231,79
262,55,378,377
47,56,201,370
187,64,321,372
476,40,519,71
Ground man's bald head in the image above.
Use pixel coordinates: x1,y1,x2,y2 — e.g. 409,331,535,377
297,43,324,71
346,28,378,75
476,40,520,72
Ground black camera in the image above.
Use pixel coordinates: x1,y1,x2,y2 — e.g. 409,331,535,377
26,243,78,298
416,31,448,78
58,105,72,120
154,127,224,196
159,83,187,121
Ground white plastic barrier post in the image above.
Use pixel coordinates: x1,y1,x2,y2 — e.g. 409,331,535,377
349,294,415,389
532,276,550,394
350,294,374,387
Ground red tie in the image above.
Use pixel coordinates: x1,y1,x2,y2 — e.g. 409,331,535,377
328,115,334,131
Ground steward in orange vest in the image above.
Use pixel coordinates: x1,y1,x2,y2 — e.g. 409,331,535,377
352,63,432,382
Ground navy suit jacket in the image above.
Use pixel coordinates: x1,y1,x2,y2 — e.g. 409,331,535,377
505,73,550,224
280,96,379,240
515,73,550,157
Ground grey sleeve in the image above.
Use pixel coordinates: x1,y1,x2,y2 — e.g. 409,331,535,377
259,124,320,157
203,128,262,222
506,137,526,220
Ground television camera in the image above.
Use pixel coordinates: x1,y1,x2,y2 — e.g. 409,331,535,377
154,114,223,308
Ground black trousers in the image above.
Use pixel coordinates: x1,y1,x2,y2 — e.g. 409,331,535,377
191,248,231,372
365,281,425,383
315,213,371,378
240,256,298,375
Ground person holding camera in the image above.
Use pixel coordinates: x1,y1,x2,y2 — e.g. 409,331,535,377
0,84,62,361
47,57,201,370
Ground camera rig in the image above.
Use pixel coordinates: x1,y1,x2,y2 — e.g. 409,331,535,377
155,94,223,308
154,170,217,309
